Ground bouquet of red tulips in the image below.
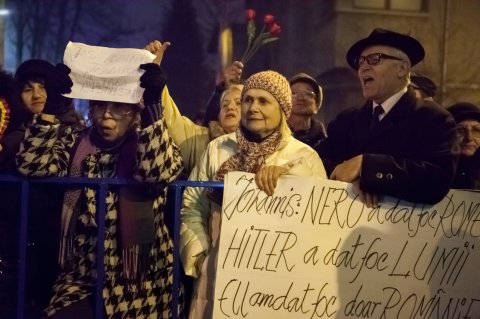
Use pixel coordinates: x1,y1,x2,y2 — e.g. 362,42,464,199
240,9,281,64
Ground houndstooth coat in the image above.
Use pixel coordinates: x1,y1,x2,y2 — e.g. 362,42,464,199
16,115,184,318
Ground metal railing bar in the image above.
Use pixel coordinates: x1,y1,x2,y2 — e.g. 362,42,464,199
16,181,29,319
95,183,107,319
0,175,225,319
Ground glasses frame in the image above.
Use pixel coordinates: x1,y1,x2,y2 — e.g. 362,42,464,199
456,125,480,140
292,91,316,100
355,53,404,69
91,103,135,120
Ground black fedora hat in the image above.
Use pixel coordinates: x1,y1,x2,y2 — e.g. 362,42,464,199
14,59,54,85
447,102,480,123
346,28,425,69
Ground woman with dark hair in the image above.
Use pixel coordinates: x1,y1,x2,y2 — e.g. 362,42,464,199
14,60,84,316
16,61,184,318
15,59,82,128
180,70,326,319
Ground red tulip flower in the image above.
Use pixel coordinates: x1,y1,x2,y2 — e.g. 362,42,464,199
269,23,281,36
240,10,281,64
263,14,275,25
245,9,256,21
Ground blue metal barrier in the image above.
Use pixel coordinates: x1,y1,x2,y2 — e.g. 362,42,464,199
0,175,223,319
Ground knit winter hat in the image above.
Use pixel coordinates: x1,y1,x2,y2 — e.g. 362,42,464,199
14,59,54,85
241,70,292,119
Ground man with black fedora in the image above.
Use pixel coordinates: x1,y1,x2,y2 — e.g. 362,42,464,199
316,28,458,206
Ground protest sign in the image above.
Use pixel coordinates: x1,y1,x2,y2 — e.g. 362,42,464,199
213,172,480,319
63,41,155,103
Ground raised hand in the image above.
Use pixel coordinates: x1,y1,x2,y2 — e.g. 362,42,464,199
144,40,171,65
42,63,73,116
138,63,167,127
223,61,244,85
139,63,166,106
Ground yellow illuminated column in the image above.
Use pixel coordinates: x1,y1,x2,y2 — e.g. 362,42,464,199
218,26,233,70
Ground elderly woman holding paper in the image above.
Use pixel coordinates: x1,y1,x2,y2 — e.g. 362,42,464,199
180,70,327,319
16,47,184,318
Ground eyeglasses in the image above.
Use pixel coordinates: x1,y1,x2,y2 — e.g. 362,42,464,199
456,125,480,140
355,53,404,69
91,103,135,120
292,91,316,100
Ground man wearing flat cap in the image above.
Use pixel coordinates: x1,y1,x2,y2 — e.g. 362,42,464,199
317,28,458,206
410,73,437,101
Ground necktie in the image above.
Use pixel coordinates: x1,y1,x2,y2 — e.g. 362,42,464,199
370,105,384,131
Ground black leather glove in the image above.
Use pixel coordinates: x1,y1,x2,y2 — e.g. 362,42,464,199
139,63,167,127
139,63,166,106
42,63,73,116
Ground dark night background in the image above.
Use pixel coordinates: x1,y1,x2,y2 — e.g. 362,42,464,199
4,0,325,120
4,0,479,134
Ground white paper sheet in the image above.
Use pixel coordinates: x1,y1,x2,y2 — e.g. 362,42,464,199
63,41,155,103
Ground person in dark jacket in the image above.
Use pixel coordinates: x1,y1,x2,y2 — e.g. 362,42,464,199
0,70,28,171
409,72,437,102
13,60,84,316
316,28,458,207
15,59,83,129
288,73,327,148
448,102,480,189
0,68,29,318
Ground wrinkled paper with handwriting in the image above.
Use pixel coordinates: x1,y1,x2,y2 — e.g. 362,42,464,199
63,41,155,103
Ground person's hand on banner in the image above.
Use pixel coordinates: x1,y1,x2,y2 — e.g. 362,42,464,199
255,165,289,196
330,154,362,182
351,179,379,208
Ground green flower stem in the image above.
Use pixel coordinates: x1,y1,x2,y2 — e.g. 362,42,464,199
241,20,256,62
241,25,267,63
242,32,271,63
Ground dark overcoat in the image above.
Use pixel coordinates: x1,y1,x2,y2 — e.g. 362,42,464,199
317,88,458,204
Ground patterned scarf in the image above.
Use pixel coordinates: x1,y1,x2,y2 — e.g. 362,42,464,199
59,128,97,268
208,127,282,204
59,127,154,280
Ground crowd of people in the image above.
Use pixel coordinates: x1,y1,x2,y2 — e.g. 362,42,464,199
0,27,478,318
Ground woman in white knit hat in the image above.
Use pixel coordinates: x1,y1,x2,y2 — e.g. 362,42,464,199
180,70,327,319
